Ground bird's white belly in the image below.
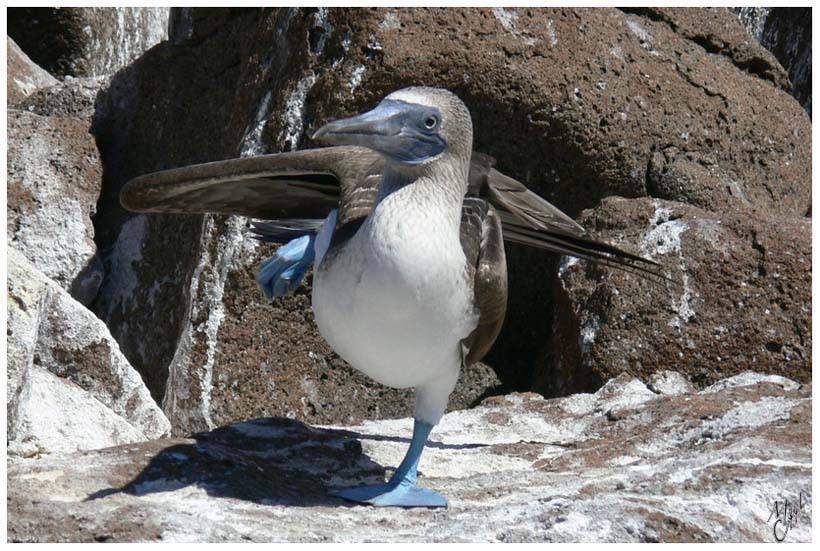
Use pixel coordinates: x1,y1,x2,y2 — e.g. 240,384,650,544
312,221,476,390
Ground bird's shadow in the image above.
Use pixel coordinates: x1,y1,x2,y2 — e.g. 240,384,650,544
85,417,487,507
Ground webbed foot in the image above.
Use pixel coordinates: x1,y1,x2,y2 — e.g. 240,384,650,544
330,480,447,507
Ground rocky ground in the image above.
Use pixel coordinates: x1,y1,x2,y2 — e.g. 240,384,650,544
5,7,813,543
7,372,811,542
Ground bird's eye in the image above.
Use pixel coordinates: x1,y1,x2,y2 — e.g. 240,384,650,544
423,115,439,130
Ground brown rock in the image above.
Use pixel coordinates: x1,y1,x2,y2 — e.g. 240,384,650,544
7,36,58,105
624,7,791,91
7,7,168,77
7,109,103,299
539,197,810,396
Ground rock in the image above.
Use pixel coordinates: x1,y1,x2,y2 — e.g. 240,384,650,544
7,7,169,77
7,372,811,542
88,7,810,431
647,370,695,395
7,107,103,301
306,7,809,217
9,367,149,457
7,37,58,105
701,371,801,394
624,7,790,91
18,74,106,119
540,197,810,396
732,8,811,116
757,8,812,117
7,249,171,456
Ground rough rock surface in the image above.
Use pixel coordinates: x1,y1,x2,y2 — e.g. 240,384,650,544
7,109,103,300
539,197,811,396
756,8,812,117
7,249,171,456
88,7,810,433
732,7,811,116
7,372,811,542
17,74,106,120
7,7,168,77
7,37,58,105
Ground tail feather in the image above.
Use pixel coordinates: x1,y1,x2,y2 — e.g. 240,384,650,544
250,219,324,243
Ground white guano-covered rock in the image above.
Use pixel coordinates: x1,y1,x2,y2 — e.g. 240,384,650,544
7,37,59,104
7,249,171,456
9,367,148,457
6,371,810,542
7,109,103,297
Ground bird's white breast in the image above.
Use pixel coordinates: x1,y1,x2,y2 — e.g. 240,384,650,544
312,186,477,391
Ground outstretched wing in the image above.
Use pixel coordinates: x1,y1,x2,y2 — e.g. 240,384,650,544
120,146,379,222
468,152,585,236
468,153,671,284
121,147,668,282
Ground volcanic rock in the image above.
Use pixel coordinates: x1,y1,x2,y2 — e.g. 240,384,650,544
6,371,811,542
541,197,810,396
7,248,171,456
7,7,168,77
7,37,58,105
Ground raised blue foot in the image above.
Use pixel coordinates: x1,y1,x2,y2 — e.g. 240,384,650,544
331,419,447,508
256,235,315,299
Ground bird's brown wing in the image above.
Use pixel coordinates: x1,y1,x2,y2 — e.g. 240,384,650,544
468,152,585,236
468,153,672,284
460,198,508,367
121,147,668,282
119,146,379,222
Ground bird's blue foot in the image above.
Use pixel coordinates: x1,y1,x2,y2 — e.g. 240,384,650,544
256,234,315,299
331,419,447,508
330,480,447,507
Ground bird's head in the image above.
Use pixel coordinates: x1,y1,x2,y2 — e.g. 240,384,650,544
312,87,473,168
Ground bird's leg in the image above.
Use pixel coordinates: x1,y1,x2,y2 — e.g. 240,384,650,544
330,418,447,507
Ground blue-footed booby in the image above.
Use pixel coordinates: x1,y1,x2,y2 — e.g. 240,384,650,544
121,86,666,508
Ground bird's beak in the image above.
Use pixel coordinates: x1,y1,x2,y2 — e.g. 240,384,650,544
312,100,446,164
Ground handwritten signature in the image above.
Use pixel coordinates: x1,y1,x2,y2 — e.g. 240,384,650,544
767,490,809,542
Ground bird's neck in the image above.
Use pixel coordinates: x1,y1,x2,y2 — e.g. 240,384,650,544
376,157,469,218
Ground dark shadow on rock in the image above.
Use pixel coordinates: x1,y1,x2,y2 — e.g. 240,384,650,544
84,416,487,507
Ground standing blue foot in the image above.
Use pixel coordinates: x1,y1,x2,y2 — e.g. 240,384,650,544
330,419,447,508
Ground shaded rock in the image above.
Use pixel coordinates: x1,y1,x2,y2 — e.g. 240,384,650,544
7,36,58,105
17,74,106,119
168,7,258,46
7,249,171,456
732,8,811,116
758,8,812,117
7,372,811,542
540,197,810,396
7,108,103,300
7,7,168,77
89,7,810,432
